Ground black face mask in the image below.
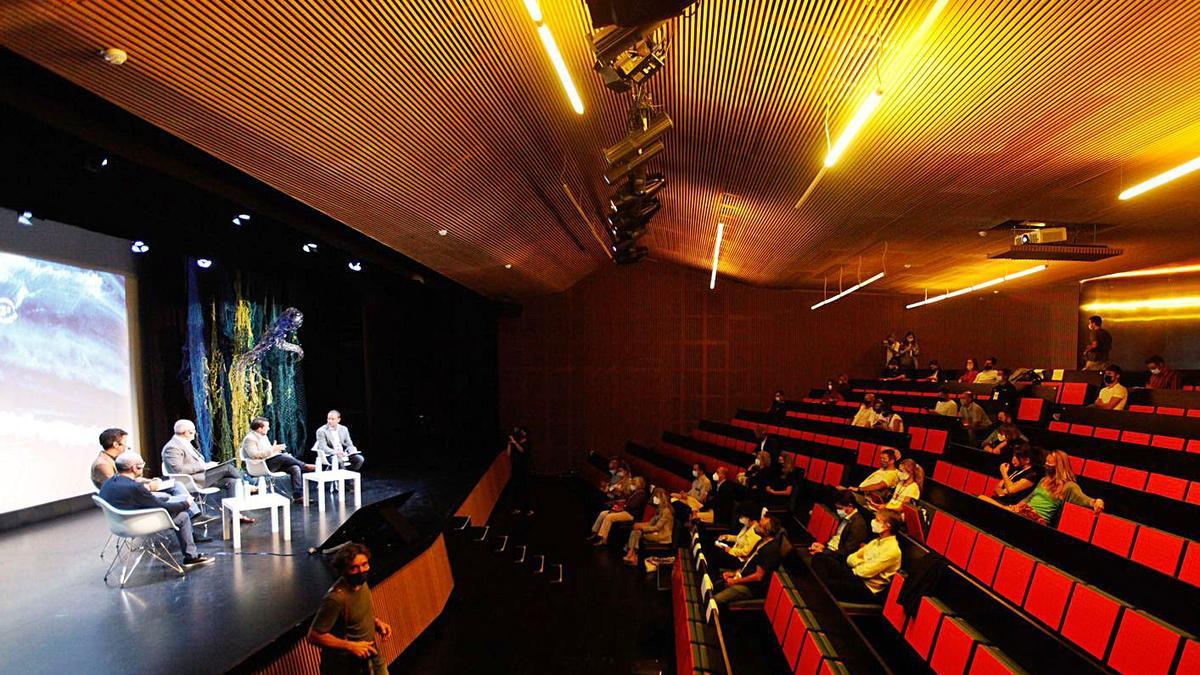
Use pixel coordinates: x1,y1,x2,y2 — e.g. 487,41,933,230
345,571,369,587
1103,375,1115,385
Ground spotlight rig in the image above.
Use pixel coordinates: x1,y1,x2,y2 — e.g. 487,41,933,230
603,97,670,264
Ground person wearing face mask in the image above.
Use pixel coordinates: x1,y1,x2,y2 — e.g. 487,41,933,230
921,360,945,383
849,449,899,497
986,450,1103,524
932,388,958,416
852,393,880,427
604,462,633,500
711,505,762,569
769,390,787,417
743,451,777,494
694,466,739,526
671,463,712,511
957,391,992,445
308,543,392,674
764,453,805,511
879,459,923,510
811,508,903,602
872,401,904,433
714,515,784,607
896,331,920,371
991,369,1018,411
1082,315,1112,371
958,358,980,384
821,378,846,404
589,476,647,546
622,487,673,566
1093,365,1128,410
973,357,1001,384
1145,355,1182,390
880,358,908,381
983,442,1043,505
808,492,871,562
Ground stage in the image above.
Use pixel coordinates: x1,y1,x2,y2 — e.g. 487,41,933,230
0,465,482,675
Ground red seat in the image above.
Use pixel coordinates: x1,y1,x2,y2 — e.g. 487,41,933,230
993,547,1036,605
809,458,827,484
823,463,844,487
929,616,980,675
1188,440,1200,455
1159,406,1185,416
1177,640,1200,673
924,429,948,454
963,471,990,496
926,511,954,554
1121,431,1151,446
1067,454,1085,476
1081,459,1114,482
932,462,952,484
947,465,969,491
1128,404,1156,414
1060,584,1123,659
968,645,1022,675
765,574,787,624
1069,423,1094,437
1093,426,1120,441
1022,564,1075,630
1048,420,1070,433
795,630,833,675
909,427,927,451
1091,513,1138,557
1179,542,1200,587
1057,502,1096,541
1059,382,1089,406
1017,397,1043,422
1151,435,1185,451
1130,527,1184,576
1146,473,1188,501
856,444,875,467
773,596,795,644
904,596,950,660
966,534,1004,587
1106,610,1184,675
946,521,979,568
781,611,808,669
883,574,908,633
1111,466,1148,491
1188,482,1200,505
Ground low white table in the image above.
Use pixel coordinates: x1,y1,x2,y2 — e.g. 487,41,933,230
302,469,362,513
221,492,291,550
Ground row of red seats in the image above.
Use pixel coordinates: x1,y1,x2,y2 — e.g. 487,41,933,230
763,573,849,674
1046,418,1200,453
692,429,757,455
782,409,949,454
657,440,747,488
882,576,1022,675
923,509,1199,672
673,543,727,675
855,387,995,402
933,460,1200,587
621,452,691,494
689,426,847,488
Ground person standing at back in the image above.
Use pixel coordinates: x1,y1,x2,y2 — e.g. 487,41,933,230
507,427,534,516
1082,315,1112,371
307,543,392,674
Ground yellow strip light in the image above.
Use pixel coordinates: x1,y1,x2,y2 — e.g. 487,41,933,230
906,265,1047,309
824,90,883,168
1080,263,1200,284
811,272,886,310
525,1,584,115
1119,155,1200,200
709,222,724,290
1081,296,1200,313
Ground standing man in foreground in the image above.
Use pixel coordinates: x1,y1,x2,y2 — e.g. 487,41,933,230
308,543,392,674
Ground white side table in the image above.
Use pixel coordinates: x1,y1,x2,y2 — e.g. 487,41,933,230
302,469,362,513
221,492,291,550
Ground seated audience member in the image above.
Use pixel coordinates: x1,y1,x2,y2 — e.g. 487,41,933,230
588,477,647,546
851,393,879,427
91,428,198,518
161,419,248,513
985,443,1042,505
99,452,214,567
991,369,1019,410
958,358,980,384
671,463,712,510
982,450,1104,524
880,358,907,381
957,391,992,443
695,466,739,525
982,419,1027,455
743,451,777,494
873,402,904,433
241,417,315,501
710,505,762,570
622,488,673,566
811,508,902,603
835,373,852,397
714,514,784,607
820,379,846,404
974,357,1001,384
769,390,787,417
311,410,364,471
808,492,871,562
604,462,634,499
1093,365,1128,410
878,459,922,510
932,388,958,416
764,453,804,510
921,360,946,383
1145,355,1182,390
1082,315,1112,371
849,449,899,498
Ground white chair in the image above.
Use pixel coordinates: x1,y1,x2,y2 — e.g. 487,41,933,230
163,472,221,536
240,446,289,495
92,496,184,587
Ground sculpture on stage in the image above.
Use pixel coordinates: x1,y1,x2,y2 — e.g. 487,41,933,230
232,307,305,372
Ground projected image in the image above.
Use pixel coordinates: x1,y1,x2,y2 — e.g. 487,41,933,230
0,250,134,513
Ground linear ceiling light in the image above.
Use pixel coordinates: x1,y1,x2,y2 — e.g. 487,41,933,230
525,1,584,115
824,89,883,168
1080,263,1200,284
906,265,1047,309
811,271,885,310
1119,155,1200,200
709,222,724,289
1081,296,1200,313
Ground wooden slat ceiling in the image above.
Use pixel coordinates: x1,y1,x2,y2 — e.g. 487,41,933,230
4,1,1200,300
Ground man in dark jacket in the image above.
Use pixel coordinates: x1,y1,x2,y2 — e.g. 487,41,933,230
98,452,213,567
808,492,872,562
695,466,739,527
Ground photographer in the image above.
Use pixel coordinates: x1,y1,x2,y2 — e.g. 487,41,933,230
506,426,534,516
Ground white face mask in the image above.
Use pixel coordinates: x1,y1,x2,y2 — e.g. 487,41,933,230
839,509,854,520
871,520,885,534
712,472,720,482
1150,368,1162,375
897,471,910,481
739,518,750,527
692,470,699,478
652,497,661,505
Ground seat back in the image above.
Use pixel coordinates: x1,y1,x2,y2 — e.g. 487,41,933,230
164,472,200,494
92,495,175,538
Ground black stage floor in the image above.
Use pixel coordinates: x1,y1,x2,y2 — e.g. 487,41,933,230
0,463,483,675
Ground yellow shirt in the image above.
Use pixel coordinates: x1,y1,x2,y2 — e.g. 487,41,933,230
1098,383,1128,410
859,468,899,489
728,524,762,560
847,535,901,594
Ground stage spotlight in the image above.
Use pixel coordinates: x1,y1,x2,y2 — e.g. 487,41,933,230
196,258,213,268
348,261,363,272
302,243,318,253
604,140,664,185
17,211,33,226
438,229,448,236
232,217,243,226
505,263,513,269
603,111,673,167
238,213,251,220
591,23,668,92
130,240,150,254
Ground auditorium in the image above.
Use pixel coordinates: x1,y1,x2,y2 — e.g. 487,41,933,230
4,1,1200,673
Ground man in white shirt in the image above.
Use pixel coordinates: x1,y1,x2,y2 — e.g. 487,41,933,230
241,417,314,500
973,357,1001,384
851,393,879,427
1094,365,1129,411
850,449,899,497
312,410,365,471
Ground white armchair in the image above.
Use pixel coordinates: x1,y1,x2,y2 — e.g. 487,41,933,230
92,496,185,587
163,472,221,536
239,446,289,495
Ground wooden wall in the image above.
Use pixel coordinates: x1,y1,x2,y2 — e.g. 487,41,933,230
499,262,1079,474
